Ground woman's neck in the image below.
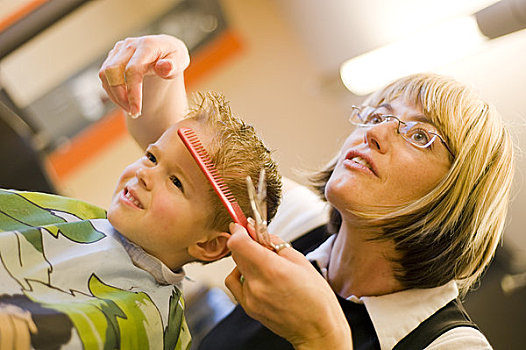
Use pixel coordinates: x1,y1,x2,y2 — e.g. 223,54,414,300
327,221,404,299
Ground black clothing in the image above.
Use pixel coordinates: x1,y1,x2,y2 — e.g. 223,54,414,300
198,225,479,350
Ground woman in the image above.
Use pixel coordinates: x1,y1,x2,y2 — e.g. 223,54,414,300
223,74,514,350
100,35,514,349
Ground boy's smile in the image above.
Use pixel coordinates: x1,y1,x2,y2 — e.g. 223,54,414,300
121,187,144,209
108,119,218,270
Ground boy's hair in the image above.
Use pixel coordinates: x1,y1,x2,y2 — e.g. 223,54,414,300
312,73,514,295
185,91,282,233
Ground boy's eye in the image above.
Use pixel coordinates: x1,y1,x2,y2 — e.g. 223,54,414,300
170,175,184,191
146,151,157,164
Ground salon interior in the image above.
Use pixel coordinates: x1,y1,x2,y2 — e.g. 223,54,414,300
1,0,525,348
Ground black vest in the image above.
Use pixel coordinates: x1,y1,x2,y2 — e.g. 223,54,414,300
198,225,479,349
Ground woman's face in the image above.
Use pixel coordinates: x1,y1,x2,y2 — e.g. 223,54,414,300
326,98,452,214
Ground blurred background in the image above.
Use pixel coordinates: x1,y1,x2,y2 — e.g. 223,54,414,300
1,0,525,348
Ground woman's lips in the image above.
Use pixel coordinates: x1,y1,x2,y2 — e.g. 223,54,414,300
344,150,379,177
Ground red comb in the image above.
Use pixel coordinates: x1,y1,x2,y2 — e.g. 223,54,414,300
178,127,249,231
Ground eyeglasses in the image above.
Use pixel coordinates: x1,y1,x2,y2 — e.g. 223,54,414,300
349,105,455,158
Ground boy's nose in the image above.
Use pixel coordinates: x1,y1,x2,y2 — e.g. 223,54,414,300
136,167,152,189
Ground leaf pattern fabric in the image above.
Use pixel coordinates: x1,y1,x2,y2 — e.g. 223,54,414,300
0,189,191,349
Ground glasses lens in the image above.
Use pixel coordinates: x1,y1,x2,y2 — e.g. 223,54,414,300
400,123,436,148
349,107,361,125
350,106,386,126
350,106,453,156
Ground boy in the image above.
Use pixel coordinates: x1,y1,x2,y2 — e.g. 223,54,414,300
0,91,281,349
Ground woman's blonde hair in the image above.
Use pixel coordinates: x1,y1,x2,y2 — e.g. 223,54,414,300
313,73,514,294
185,92,282,233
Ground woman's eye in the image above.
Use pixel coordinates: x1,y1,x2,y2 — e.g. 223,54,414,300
170,175,184,191
365,113,384,125
146,151,157,164
409,129,431,146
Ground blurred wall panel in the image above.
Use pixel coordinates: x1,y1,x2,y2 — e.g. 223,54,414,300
0,0,178,108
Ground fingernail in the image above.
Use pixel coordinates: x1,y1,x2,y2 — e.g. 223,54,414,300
166,61,175,75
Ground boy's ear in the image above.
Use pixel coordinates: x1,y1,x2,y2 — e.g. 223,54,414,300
187,231,230,262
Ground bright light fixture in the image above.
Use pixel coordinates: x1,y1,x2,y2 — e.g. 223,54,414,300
340,16,487,95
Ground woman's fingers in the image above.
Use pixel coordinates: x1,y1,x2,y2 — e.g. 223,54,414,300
99,39,136,112
104,65,126,86
225,267,244,301
228,223,277,272
154,46,189,79
99,74,129,111
154,59,175,78
98,35,190,116
123,43,162,116
226,224,278,306
225,225,351,347
155,35,190,78
268,234,314,269
228,224,311,275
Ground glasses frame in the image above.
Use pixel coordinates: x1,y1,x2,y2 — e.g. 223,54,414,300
349,105,455,158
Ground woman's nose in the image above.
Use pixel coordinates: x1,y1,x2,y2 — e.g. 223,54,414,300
136,167,152,189
364,120,399,153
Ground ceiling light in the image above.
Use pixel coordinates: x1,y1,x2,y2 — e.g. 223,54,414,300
340,0,526,95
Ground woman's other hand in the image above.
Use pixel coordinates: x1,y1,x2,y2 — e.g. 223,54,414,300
98,34,189,117
99,34,190,149
226,223,352,350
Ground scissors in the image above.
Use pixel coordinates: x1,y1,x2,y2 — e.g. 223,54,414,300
246,169,273,250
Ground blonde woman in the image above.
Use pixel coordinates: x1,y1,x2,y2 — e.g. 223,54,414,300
100,35,514,349
222,74,513,350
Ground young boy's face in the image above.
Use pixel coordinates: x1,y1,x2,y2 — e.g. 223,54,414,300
108,119,218,270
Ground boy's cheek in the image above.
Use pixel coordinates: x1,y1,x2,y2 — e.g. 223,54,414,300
153,201,180,220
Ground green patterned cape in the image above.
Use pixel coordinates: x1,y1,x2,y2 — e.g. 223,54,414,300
0,189,191,349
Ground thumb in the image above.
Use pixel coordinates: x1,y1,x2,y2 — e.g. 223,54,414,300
155,48,190,79
154,59,175,78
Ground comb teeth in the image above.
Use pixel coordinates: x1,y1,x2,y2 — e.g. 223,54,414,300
178,127,248,228
182,129,235,200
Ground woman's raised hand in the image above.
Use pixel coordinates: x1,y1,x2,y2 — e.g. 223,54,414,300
226,223,352,350
98,34,190,117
